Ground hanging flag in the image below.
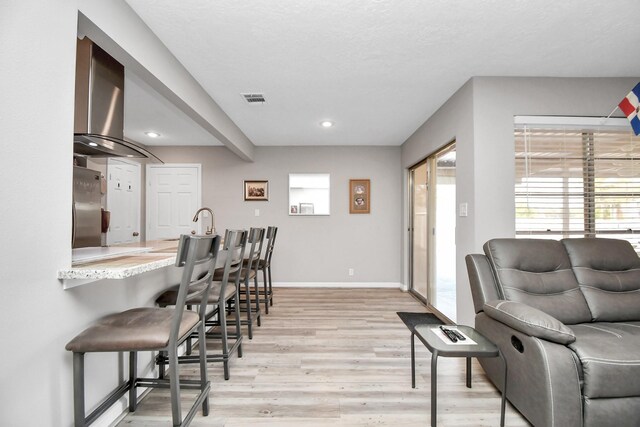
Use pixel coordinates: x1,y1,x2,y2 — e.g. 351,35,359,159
618,82,640,135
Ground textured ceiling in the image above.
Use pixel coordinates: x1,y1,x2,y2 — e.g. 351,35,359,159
125,0,640,147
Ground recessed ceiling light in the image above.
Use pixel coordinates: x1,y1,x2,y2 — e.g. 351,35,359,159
88,142,98,147
145,131,161,138
320,121,334,128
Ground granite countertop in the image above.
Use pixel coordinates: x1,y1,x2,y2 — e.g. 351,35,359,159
58,240,180,288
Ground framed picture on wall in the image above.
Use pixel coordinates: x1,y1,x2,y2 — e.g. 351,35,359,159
349,179,370,214
244,180,269,201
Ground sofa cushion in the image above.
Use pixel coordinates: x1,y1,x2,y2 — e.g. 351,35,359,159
569,322,640,398
563,238,640,322
484,239,592,324
484,300,576,344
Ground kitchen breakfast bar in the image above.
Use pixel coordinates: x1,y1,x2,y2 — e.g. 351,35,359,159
58,240,181,289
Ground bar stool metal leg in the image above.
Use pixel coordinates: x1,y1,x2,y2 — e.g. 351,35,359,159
254,274,261,326
158,350,166,379
198,320,210,416
234,286,243,358
129,351,137,412
219,297,230,380
262,265,269,314
268,265,273,306
168,346,182,426
73,352,85,427
244,276,253,339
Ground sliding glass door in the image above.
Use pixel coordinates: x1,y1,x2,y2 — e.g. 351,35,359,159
410,162,429,302
409,142,457,322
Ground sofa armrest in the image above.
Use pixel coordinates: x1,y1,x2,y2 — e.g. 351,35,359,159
484,300,576,345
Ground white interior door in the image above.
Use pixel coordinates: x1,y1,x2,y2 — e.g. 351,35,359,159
146,164,201,241
106,158,141,246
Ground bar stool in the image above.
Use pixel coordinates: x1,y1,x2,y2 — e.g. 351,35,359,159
156,229,247,380
244,226,277,314
260,226,277,313
217,227,264,339
65,234,220,427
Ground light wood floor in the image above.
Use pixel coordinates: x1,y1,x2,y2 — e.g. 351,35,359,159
119,288,530,426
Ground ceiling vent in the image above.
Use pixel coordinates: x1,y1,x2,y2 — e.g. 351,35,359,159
241,93,266,104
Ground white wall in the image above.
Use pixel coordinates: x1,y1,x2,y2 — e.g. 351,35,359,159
401,76,640,326
1,1,78,424
149,145,403,285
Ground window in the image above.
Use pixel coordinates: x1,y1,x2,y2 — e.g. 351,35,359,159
514,117,640,251
288,173,330,215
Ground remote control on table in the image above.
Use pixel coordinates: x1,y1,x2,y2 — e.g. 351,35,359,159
439,326,458,342
451,329,466,341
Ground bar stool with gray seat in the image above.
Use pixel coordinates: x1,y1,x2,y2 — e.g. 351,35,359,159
261,226,277,312
218,227,264,339
156,229,247,380
244,226,277,314
65,233,220,427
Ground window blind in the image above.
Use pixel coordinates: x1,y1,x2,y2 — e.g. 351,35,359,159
515,124,640,251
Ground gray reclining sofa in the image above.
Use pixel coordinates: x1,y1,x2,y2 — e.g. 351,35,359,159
466,238,640,427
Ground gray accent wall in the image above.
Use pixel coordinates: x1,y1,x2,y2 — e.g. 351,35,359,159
149,145,403,285
401,76,640,326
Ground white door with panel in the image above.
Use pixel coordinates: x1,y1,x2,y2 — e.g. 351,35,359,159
106,158,141,245
146,164,202,241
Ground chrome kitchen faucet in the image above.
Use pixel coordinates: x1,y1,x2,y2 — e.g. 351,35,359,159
192,207,215,235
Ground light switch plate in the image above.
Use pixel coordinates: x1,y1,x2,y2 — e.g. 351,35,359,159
459,203,468,217
254,209,260,217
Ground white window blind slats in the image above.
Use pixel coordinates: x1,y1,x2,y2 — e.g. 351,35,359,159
515,125,640,251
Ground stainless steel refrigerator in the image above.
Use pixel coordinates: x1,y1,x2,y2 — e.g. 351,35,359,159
72,166,102,248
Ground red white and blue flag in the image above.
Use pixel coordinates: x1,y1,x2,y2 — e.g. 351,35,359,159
619,82,640,135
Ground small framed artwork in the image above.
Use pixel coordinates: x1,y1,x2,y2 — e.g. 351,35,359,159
244,180,269,201
349,179,370,214
299,203,314,215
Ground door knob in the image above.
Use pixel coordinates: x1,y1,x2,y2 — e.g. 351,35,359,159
133,231,139,237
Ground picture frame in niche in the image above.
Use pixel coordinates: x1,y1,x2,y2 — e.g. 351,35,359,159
244,180,269,201
349,179,370,214
299,203,314,215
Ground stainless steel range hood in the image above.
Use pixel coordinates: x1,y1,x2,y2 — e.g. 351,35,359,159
74,37,162,162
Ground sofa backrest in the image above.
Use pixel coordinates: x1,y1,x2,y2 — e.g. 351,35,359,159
466,254,502,313
562,238,640,322
483,238,592,324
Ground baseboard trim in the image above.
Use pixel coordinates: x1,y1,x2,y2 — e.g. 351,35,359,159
273,282,403,289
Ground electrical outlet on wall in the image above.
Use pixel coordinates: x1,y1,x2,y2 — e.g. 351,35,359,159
348,268,354,276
